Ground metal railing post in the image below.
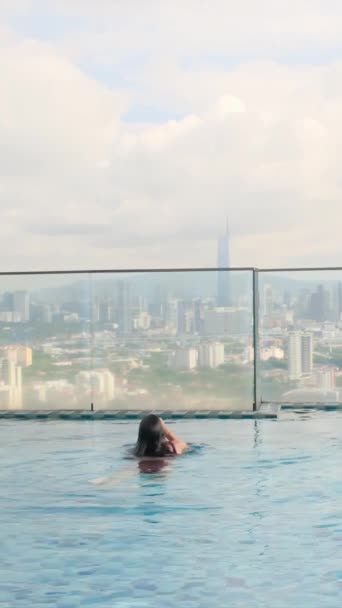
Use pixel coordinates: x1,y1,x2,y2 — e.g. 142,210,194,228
252,268,260,411
89,272,95,412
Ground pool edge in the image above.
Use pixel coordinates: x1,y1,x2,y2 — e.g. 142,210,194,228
0,409,279,420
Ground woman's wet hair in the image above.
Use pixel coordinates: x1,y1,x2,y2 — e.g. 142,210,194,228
134,414,174,458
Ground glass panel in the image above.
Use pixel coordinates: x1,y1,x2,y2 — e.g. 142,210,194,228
258,270,342,404
90,270,254,410
0,274,92,409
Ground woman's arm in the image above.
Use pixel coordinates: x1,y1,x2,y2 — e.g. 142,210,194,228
89,466,136,487
161,419,188,454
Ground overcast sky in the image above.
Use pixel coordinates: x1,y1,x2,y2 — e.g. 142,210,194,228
1,1,342,271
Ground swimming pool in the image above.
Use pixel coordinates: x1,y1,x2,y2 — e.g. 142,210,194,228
0,412,341,607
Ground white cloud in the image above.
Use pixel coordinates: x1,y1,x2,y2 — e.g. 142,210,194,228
0,3,342,270
51,1,342,66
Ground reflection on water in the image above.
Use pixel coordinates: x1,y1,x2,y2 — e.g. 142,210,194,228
137,458,171,475
254,420,260,448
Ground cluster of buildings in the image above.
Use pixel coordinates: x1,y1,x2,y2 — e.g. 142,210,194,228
262,281,342,328
92,292,250,338
261,281,342,397
0,289,84,325
287,331,336,392
0,291,30,323
28,369,116,408
0,346,32,409
0,339,118,409
75,369,115,403
168,342,225,371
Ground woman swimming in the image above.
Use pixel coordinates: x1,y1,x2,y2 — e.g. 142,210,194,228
134,414,188,457
90,415,187,486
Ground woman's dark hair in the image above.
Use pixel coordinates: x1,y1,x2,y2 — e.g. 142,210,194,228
134,414,173,458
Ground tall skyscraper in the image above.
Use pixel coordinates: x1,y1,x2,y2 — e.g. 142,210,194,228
301,333,313,375
288,331,313,380
149,284,167,321
99,299,112,323
217,219,232,306
2,292,14,311
176,300,187,335
2,359,16,386
263,284,274,317
117,281,132,335
1,359,22,408
309,285,330,322
13,291,30,322
333,282,342,322
169,348,198,370
193,299,203,334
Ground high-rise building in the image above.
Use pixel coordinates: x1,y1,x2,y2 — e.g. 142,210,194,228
301,333,313,375
332,282,342,322
338,282,342,322
217,218,232,306
6,346,32,367
134,312,151,330
15,366,22,408
76,369,115,403
41,305,52,323
288,332,302,380
283,290,291,307
314,368,336,392
288,331,313,380
102,369,115,402
296,289,312,319
0,312,15,323
13,291,30,322
99,299,112,323
117,281,132,335
176,300,187,335
169,348,198,370
165,299,177,333
309,285,330,322
1,292,14,311
1,359,22,408
92,298,100,323
2,359,16,386
198,342,225,368
148,284,166,321
193,299,203,334
263,284,273,317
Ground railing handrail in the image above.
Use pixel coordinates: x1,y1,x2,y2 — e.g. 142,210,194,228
0,267,255,276
0,265,341,276
258,266,342,272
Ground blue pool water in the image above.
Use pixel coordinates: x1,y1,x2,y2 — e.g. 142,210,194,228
0,412,341,608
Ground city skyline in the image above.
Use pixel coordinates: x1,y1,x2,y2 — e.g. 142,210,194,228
0,270,341,410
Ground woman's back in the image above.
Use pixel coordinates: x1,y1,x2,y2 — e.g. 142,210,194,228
134,415,187,458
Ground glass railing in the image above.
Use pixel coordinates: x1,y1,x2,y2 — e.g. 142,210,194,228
257,269,342,405
0,273,92,410
2,267,340,411
0,269,254,411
